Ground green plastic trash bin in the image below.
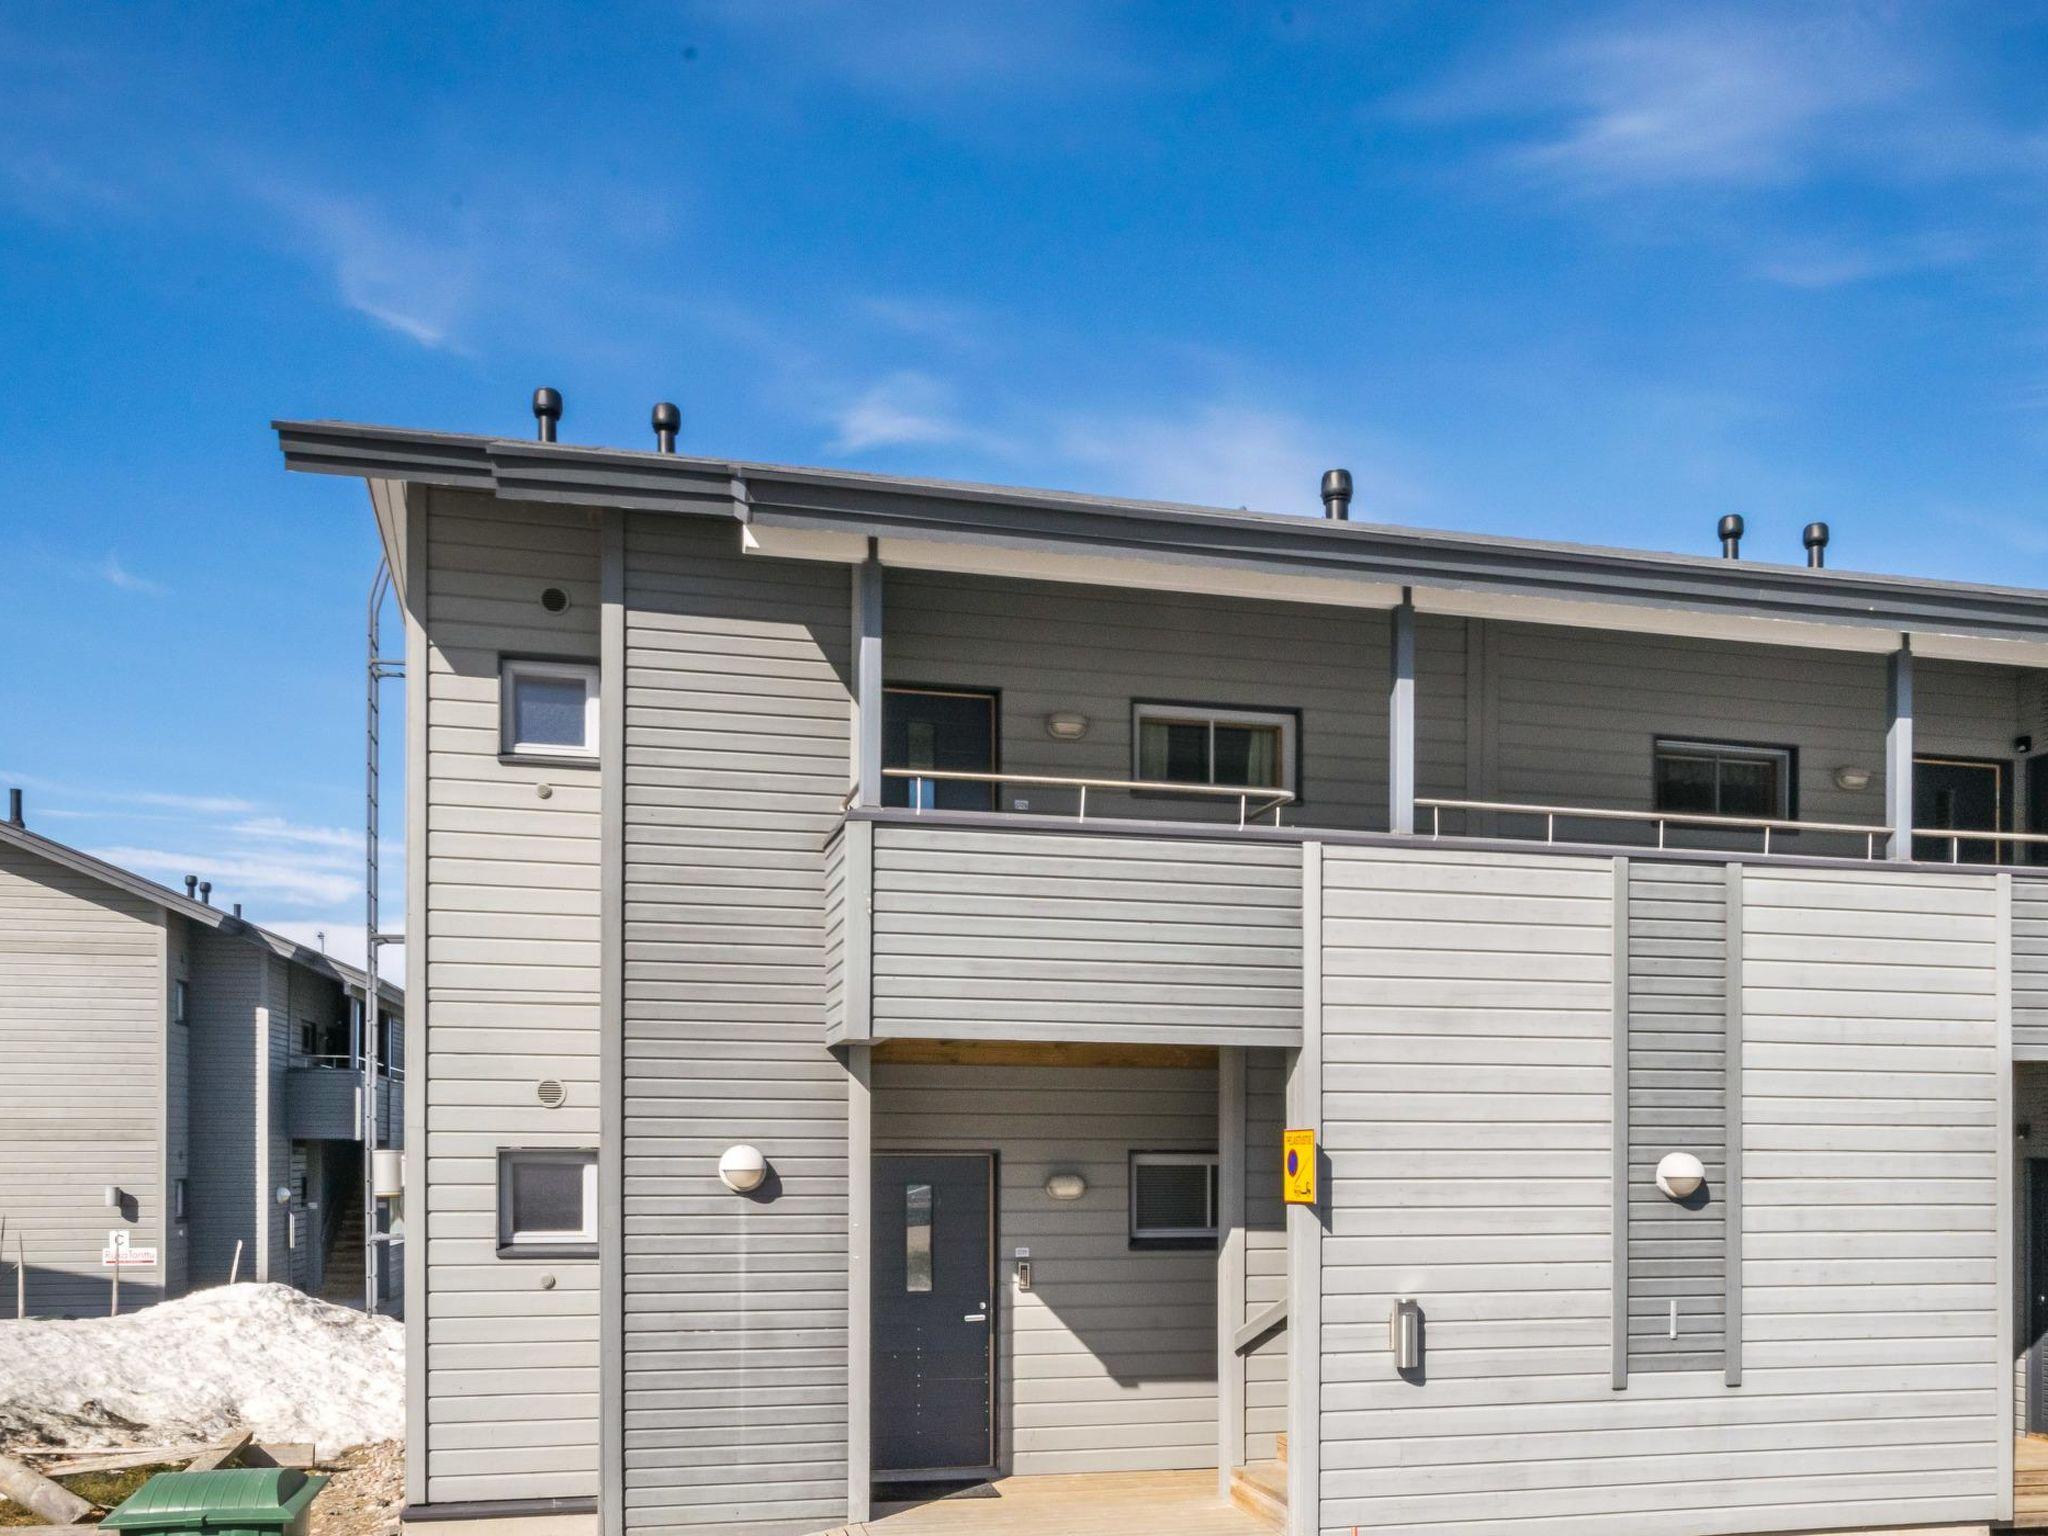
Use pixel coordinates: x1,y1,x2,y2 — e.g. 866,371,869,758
100,1469,329,1536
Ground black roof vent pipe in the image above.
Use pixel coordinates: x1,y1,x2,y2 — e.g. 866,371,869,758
198,881,212,906
184,875,198,899
652,402,680,453
1803,522,1830,568
1321,467,1353,521
232,902,242,919
532,387,562,443
1718,514,1744,559
7,787,20,827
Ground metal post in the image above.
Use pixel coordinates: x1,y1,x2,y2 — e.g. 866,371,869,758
855,545,884,808
365,558,405,1312
1388,594,1416,835
1886,641,1914,861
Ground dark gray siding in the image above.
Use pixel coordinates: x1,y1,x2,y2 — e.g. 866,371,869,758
621,514,851,1534
0,841,166,1315
874,1059,1220,1474
1624,861,1727,1374
186,928,266,1290
883,569,1468,829
1316,847,2002,1536
868,826,1302,1047
2015,881,2048,1056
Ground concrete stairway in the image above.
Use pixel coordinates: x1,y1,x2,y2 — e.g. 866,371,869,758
319,1197,366,1305
1229,1431,1286,1530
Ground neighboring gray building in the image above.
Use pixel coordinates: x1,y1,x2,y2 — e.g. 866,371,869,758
0,808,403,1317
283,404,2048,1536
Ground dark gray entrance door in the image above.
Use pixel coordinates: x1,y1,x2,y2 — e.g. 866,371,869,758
872,1154,994,1474
882,687,997,811
1914,757,2006,863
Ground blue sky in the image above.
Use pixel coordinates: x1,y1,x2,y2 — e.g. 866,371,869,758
4,1,2048,963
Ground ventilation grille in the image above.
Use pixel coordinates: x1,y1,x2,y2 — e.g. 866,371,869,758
536,1079,567,1109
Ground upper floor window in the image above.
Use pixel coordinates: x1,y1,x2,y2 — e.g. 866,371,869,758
1133,703,1298,794
1653,738,1793,821
501,659,599,760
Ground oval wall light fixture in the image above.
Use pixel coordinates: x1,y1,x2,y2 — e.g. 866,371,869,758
719,1145,767,1193
1044,1171,1087,1202
1045,711,1091,741
1655,1152,1705,1201
1833,765,1873,791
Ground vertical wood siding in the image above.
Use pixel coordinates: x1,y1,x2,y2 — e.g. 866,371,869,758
1316,846,2002,1536
868,826,1303,1047
873,1060,1221,1475
621,515,851,1534
423,491,604,1502
1625,861,1727,1373
0,842,165,1314
1242,1046,1289,1462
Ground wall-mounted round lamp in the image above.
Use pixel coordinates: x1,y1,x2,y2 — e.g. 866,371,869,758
1045,711,1091,742
719,1145,767,1193
1832,765,1874,792
1044,1171,1088,1202
1655,1152,1705,1201
274,1185,294,1207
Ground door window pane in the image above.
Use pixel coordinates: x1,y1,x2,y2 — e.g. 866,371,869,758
905,1183,933,1293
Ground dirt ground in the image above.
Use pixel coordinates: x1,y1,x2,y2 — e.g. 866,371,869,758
307,1442,404,1536
0,1443,402,1536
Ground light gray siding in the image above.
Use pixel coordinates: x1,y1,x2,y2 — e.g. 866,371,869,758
823,825,848,1042
1316,847,2002,1536
1624,861,1727,1374
2015,881,2048,1056
421,490,604,1503
883,570,1467,828
0,840,166,1315
874,1059,1220,1475
1242,1046,1288,1463
621,514,851,1534
868,825,1302,1047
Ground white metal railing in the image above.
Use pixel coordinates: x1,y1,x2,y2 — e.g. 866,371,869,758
293,1052,357,1070
1913,827,2048,864
876,767,1295,828
1416,797,1891,858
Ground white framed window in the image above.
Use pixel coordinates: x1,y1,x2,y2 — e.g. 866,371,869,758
1129,1151,1220,1248
1133,703,1298,794
1653,738,1793,821
498,1148,598,1254
500,659,600,760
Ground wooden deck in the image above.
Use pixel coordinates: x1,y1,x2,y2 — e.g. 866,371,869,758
2019,1434,2048,1527
818,1471,1274,1535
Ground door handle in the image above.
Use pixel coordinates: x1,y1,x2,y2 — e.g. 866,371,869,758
963,1312,987,1323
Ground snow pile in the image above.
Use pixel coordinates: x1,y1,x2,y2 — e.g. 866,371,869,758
0,1283,401,1452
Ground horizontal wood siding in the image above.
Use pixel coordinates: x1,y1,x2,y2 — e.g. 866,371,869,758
423,490,604,1503
1316,846,2002,1536
823,827,847,1041
0,841,165,1315
2014,882,2048,1055
1242,1046,1288,1463
874,1060,1220,1475
883,570,1468,830
1625,861,1726,1373
868,826,1302,1047
622,514,851,1534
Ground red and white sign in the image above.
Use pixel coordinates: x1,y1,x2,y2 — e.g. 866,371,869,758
101,1230,157,1268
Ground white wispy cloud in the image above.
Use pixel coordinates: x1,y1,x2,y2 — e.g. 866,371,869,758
94,553,164,594
247,183,474,352
831,371,1011,454
93,845,360,908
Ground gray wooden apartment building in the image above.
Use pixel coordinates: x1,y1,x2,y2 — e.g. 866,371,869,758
0,806,404,1315
281,402,2048,1536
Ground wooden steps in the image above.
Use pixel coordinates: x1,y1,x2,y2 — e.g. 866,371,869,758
1229,1431,1287,1531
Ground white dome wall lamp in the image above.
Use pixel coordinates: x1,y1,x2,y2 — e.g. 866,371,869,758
1045,711,1090,741
719,1144,768,1194
1044,1171,1087,1202
1655,1152,1705,1201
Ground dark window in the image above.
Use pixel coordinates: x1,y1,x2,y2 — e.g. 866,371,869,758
1133,705,1296,792
1653,740,1791,821
882,687,998,810
1130,1152,1220,1248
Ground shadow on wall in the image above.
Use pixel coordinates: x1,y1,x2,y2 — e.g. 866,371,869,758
0,1263,162,1319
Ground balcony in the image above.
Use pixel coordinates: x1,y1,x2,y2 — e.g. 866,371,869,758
283,1057,403,1143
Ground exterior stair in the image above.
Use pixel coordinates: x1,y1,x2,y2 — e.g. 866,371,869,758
319,1195,366,1305
1229,1431,1286,1530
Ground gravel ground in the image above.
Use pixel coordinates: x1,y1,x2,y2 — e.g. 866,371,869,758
310,1442,404,1536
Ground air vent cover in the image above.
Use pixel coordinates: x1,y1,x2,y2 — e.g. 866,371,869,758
537,1079,567,1109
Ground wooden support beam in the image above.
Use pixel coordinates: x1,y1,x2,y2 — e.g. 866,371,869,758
0,1453,95,1527
184,1429,253,1473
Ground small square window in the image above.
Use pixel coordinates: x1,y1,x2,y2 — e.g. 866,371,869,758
172,1177,188,1224
172,980,189,1028
1130,1151,1220,1249
498,1148,598,1255
501,660,600,760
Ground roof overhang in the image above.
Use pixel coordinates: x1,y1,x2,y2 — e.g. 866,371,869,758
277,418,2048,661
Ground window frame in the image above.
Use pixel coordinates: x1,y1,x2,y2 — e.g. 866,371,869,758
1130,701,1302,799
496,1147,599,1258
499,658,601,762
1651,736,1797,822
172,979,189,1028
172,1176,188,1225
1128,1149,1222,1251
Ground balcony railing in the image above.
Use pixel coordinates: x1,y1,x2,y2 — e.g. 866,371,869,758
1417,798,1891,858
875,767,1295,828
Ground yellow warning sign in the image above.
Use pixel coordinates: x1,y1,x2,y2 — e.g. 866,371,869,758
1282,1128,1317,1205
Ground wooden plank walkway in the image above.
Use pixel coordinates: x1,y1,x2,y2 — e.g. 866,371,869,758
2019,1434,2048,1527
817,1471,1272,1536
